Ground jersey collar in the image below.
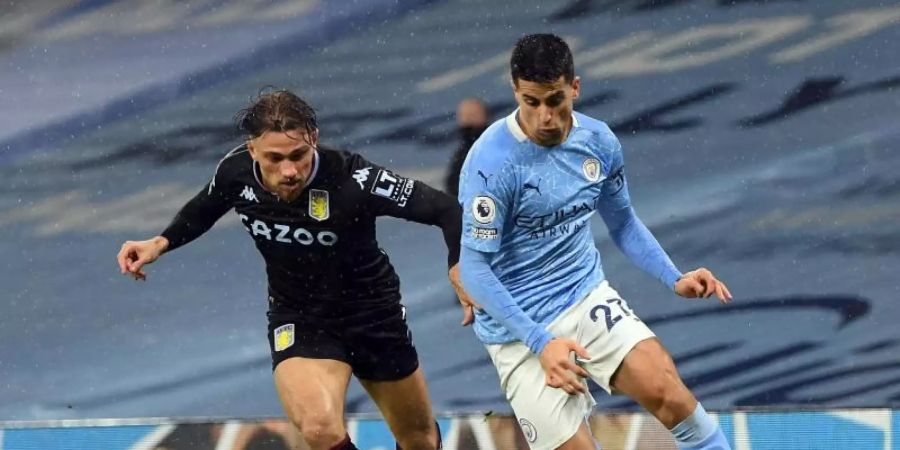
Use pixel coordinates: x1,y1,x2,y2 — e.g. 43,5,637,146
304,149,320,188
506,109,581,143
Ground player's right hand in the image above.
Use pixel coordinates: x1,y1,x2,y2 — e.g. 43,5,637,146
117,236,168,281
674,268,732,304
539,338,591,395
449,263,481,326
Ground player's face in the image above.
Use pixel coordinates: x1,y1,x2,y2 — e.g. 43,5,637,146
456,99,488,128
512,75,580,147
248,129,317,201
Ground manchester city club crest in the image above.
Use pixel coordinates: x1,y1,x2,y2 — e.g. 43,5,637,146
582,157,601,182
309,189,330,221
519,418,537,443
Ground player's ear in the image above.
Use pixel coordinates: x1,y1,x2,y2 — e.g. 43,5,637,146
246,139,258,160
571,76,581,101
308,129,319,148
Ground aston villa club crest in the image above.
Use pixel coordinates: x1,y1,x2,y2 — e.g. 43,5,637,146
582,157,601,182
273,324,295,351
309,189,330,221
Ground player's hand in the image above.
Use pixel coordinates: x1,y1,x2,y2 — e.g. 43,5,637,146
117,236,169,281
674,268,732,304
449,264,481,326
539,338,591,395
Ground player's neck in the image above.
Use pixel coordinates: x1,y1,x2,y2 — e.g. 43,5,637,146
517,114,573,148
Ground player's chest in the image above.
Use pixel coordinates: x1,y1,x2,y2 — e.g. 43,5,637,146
513,150,605,224
231,183,362,245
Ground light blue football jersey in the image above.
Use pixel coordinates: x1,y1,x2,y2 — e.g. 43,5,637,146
458,110,631,345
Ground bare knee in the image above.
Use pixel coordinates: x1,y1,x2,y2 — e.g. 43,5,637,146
395,421,438,450
290,411,346,450
616,340,696,428
642,368,696,428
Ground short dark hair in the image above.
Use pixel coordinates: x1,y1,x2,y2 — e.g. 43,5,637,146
234,89,318,139
510,34,574,85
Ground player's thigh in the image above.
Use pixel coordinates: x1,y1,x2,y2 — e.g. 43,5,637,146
345,303,420,382
487,341,595,450
565,283,657,394
273,357,353,431
556,421,598,450
349,303,435,444
359,367,436,440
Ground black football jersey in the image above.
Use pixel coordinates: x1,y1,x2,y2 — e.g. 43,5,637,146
161,145,461,315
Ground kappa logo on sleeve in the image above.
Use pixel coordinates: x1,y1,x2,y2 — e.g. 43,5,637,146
240,185,259,202
353,167,372,189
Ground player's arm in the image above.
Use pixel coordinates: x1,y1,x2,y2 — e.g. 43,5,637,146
458,163,590,394
350,154,461,268
347,153,477,311
160,181,233,251
595,139,732,302
386,180,462,269
117,178,232,280
459,247,554,352
456,154,558,351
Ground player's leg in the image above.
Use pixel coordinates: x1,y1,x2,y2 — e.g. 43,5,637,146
571,283,730,450
359,367,441,450
610,338,694,427
274,357,355,450
268,305,359,450
348,304,440,450
611,339,729,450
555,421,600,450
486,340,598,450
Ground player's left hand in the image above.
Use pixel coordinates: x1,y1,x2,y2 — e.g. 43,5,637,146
449,264,481,326
674,268,732,304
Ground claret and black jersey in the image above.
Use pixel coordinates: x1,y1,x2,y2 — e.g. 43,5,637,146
161,145,461,315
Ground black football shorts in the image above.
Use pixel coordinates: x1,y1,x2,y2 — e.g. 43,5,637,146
266,298,419,381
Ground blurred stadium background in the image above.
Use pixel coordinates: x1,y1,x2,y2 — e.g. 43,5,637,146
1,0,899,448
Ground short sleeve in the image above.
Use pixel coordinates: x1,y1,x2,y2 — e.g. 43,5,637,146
596,133,632,213
458,146,514,253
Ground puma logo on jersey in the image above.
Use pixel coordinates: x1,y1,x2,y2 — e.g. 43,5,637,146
477,170,493,188
353,167,372,189
240,185,259,202
523,178,542,196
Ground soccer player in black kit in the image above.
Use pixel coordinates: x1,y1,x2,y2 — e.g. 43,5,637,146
116,90,473,450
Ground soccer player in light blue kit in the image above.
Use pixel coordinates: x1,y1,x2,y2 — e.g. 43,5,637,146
457,34,734,450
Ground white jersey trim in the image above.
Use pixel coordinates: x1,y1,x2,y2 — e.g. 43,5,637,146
209,145,249,194
505,109,582,143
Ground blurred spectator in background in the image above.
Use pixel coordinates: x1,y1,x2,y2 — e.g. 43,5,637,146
445,97,490,197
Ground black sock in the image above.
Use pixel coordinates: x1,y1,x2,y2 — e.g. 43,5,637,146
435,420,443,449
330,434,358,450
